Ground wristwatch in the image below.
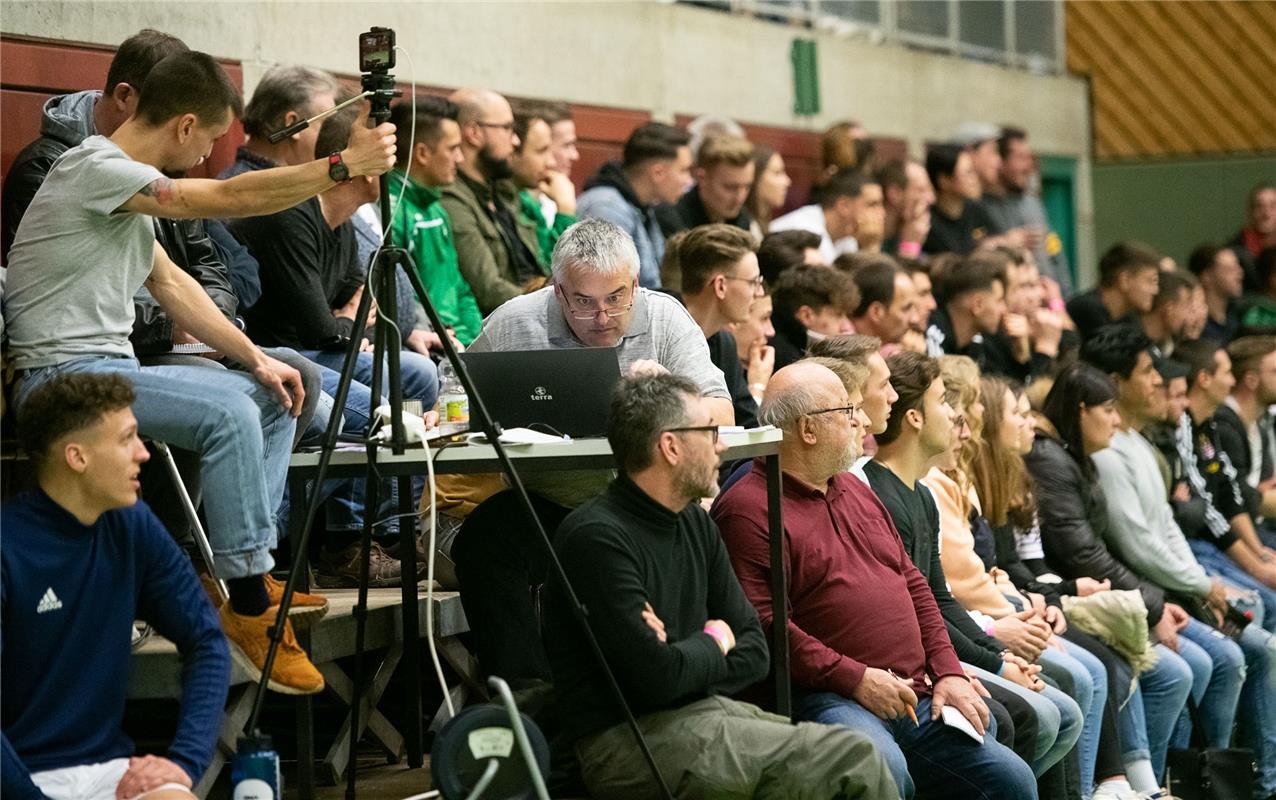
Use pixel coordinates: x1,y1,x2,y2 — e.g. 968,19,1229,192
328,152,350,184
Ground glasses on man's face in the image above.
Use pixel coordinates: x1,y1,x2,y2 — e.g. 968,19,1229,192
477,120,515,133
563,288,634,320
807,405,859,419
724,274,766,294
665,425,720,444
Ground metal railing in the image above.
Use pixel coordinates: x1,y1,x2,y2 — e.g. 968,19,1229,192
681,0,1066,75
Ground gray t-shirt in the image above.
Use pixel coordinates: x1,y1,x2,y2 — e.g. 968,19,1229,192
469,285,729,399
469,285,728,506
4,135,164,369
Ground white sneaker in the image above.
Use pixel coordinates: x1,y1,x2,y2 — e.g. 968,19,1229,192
1092,781,1140,800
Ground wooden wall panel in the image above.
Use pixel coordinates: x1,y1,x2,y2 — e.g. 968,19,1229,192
1066,0,1276,160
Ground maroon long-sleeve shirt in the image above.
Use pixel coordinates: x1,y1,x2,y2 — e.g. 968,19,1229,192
712,460,965,699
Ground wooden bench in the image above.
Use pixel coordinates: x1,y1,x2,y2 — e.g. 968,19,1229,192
128,587,472,794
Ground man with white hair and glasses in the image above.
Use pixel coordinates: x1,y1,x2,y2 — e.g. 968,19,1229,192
452,218,734,689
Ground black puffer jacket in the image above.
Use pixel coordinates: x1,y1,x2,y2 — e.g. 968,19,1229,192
1023,431,1166,625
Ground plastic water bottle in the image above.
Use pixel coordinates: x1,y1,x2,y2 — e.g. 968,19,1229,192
231,732,281,800
437,360,469,432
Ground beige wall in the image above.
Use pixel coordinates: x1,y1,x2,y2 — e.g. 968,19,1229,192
2,0,1095,278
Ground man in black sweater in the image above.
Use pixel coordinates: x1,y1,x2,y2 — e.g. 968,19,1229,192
545,372,895,799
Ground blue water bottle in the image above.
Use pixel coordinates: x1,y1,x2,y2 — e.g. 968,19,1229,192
231,731,281,800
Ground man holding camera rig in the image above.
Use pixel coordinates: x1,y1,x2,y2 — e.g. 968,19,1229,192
3,48,397,694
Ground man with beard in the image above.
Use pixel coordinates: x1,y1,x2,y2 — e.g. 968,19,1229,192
545,371,896,799
714,361,1033,800
441,87,546,315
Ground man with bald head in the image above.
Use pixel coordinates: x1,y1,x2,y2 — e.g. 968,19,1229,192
714,361,1036,799
441,87,547,314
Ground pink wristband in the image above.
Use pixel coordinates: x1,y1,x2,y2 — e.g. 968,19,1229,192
898,240,922,259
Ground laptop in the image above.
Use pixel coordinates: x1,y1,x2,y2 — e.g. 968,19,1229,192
460,348,622,438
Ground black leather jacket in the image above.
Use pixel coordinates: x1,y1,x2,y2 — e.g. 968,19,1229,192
1023,432,1167,625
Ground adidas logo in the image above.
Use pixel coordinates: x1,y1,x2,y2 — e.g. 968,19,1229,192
36,587,62,614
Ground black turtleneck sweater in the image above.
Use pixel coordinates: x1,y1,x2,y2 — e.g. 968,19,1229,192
544,475,768,741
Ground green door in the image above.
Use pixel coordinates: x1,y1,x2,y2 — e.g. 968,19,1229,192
1039,155,1077,291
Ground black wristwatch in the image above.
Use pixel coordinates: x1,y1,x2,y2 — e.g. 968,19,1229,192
328,152,350,184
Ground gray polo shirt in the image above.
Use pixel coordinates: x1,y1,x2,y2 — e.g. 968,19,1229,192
469,285,728,506
4,136,164,369
469,285,729,399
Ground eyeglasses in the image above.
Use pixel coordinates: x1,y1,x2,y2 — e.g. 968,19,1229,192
807,405,859,418
665,425,720,444
476,120,515,132
724,274,766,292
562,289,634,320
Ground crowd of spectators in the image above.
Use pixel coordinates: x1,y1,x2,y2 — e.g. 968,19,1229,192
3,25,1276,800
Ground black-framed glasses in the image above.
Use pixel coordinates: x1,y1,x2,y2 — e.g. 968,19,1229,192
724,274,766,292
665,425,720,443
807,405,857,418
477,120,515,132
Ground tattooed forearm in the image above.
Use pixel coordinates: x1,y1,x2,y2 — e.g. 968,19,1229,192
139,177,177,204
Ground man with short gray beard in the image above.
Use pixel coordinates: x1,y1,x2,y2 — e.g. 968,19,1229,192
714,361,1033,800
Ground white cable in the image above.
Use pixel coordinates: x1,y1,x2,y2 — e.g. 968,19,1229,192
424,441,456,718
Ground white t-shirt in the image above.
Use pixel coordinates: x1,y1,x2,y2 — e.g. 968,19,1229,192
5,136,164,369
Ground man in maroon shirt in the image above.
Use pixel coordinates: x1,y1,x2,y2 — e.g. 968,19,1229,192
713,360,1037,800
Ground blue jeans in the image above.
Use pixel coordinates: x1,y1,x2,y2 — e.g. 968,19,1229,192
298,349,439,413
1118,643,1193,779
1041,638,1107,796
1173,619,1244,751
970,663,1083,778
1188,538,1276,634
1236,620,1276,794
16,356,294,578
795,691,1038,800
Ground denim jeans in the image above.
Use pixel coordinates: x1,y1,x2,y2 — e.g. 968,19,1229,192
1236,620,1276,794
1188,538,1276,634
1173,619,1244,751
969,662,1083,778
298,348,439,413
794,690,1038,799
1117,643,1194,779
16,356,294,578
1041,638,1107,797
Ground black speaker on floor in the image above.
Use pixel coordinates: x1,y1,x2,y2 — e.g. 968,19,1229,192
430,702,550,800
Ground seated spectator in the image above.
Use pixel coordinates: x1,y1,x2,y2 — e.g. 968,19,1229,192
841,253,917,348
4,50,377,693
544,101,580,182
440,87,545,314
218,63,337,179
1170,339,1276,625
1228,181,1276,292
1217,336,1276,530
664,225,763,427
924,253,1013,375
863,353,1075,783
1141,269,1197,359
685,114,745,163
545,372,896,799
656,134,755,244
771,168,872,263
769,264,857,371
951,122,1003,202
901,259,938,349
714,361,1035,799
1025,363,1198,791
728,287,776,406
818,120,874,179
757,228,823,286
510,101,576,269
3,373,230,800
576,122,691,289
1066,242,1161,344
875,158,934,260
1239,247,1276,334
744,142,792,235
806,334,898,459
922,143,996,256
968,247,1067,382
451,219,732,685
1083,327,1276,796
1187,243,1243,343
853,176,888,255
386,96,483,346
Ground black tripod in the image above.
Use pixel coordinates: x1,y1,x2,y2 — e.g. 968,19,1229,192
244,57,674,800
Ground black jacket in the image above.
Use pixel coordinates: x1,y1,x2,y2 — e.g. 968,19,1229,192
1213,402,1273,521
925,306,1052,382
1023,433,1166,625
655,186,754,239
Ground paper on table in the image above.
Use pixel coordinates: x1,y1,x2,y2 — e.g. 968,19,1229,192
465,428,572,446
940,705,984,744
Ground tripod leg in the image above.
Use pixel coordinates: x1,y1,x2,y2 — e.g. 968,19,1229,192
397,471,423,767
345,451,382,800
